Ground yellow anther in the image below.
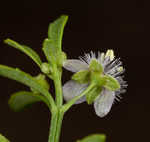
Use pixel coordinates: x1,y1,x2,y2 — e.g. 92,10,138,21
117,66,123,72
105,49,114,61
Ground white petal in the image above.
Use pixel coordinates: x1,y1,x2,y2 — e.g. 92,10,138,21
63,59,88,72
94,89,115,117
63,80,88,104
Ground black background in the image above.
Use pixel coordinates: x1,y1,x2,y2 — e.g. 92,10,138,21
0,0,149,142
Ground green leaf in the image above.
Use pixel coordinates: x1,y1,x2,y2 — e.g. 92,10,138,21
86,86,102,104
104,75,120,91
48,15,68,50
0,64,54,108
4,39,42,67
72,70,90,83
77,134,106,142
42,39,58,64
30,74,50,93
42,39,66,66
0,134,10,142
89,59,103,73
8,91,49,112
43,15,68,66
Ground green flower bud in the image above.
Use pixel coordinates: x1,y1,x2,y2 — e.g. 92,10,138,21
41,62,51,74
89,59,103,73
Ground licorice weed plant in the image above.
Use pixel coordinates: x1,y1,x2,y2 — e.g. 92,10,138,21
0,15,127,142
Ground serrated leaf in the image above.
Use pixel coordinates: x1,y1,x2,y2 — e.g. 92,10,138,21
77,134,106,142
72,70,90,83
0,65,52,107
86,86,102,104
48,15,68,50
4,39,42,67
8,91,49,112
104,75,120,91
0,134,10,142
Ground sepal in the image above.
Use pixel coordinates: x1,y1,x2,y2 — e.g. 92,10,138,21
90,72,107,87
86,86,102,104
89,59,103,73
104,75,120,91
72,70,90,83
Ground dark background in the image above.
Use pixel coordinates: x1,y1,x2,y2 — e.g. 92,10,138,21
0,0,149,142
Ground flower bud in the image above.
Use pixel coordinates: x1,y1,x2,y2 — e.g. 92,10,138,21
41,62,51,74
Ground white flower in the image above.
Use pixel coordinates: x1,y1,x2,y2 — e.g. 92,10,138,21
63,50,127,117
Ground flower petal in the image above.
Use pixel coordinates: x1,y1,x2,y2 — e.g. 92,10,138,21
94,89,115,117
63,80,88,104
63,59,88,72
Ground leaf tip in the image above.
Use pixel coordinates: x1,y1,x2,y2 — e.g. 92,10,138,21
61,14,69,21
4,38,10,44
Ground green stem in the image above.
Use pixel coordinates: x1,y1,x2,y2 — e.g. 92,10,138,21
48,83,95,142
46,92,57,111
48,64,63,142
48,109,58,142
48,109,64,142
53,65,63,107
55,109,64,142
